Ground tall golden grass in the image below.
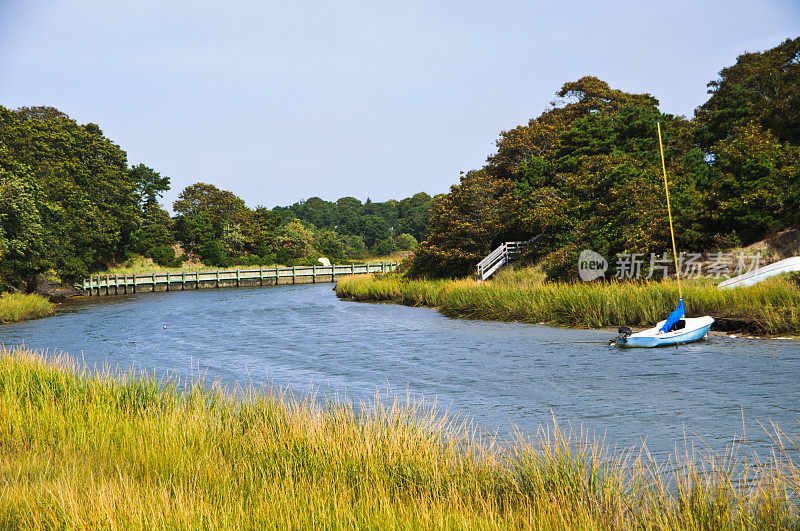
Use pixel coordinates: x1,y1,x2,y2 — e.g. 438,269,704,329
0,346,797,528
335,269,800,335
0,293,54,323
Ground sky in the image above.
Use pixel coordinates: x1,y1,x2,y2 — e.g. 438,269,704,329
0,0,798,211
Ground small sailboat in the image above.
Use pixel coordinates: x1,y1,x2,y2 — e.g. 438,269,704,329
614,123,714,347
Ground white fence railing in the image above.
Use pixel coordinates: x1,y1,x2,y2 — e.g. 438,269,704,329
476,240,534,281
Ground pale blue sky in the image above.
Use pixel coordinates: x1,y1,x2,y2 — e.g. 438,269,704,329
1,0,798,210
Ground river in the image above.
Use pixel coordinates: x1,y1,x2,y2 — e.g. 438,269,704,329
2,283,799,458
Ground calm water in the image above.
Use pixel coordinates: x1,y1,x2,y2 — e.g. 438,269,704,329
2,283,799,457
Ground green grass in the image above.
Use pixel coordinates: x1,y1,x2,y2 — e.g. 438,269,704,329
0,346,798,528
0,293,54,324
335,268,800,335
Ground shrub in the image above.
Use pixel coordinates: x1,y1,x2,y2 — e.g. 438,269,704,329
200,240,229,268
375,238,398,256
394,233,418,251
147,245,179,268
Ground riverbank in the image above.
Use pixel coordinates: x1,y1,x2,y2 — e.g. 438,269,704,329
0,346,796,528
335,268,800,335
0,293,54,324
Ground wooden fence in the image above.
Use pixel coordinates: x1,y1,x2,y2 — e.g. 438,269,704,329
79,262,398,296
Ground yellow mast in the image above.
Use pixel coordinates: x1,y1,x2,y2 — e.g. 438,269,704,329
657,122,682,299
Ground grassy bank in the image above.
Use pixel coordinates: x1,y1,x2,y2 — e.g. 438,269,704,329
335,269,800,335
0,346,797,528
0,293,54,324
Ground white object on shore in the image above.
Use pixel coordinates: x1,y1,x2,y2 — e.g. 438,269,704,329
718,256,800,289
318,257,331,267
617,316,715,348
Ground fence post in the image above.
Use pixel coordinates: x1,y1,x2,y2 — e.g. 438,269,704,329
312,264,316,283
114,274,118,295
236,269,240,287
216,270,220,288
292,266,296,284
182,271,185,290
166,272,170,291
351,263,355,276
259,267,264,287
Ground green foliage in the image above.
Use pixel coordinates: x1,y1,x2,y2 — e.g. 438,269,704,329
136,202,174,254
314,229,346,259
173,182,249,250
275,220,315,259
411,170,512,278
0,106,145,282
0,159,45,290
414,40,800,279
199,239,228,267
695,37,800,147
704,123,800,242
221,222,245,254
274,193,432,244
129,164,170,206
394,233,418,251
341,234,368,259
147,244,181,268
374,238,397,256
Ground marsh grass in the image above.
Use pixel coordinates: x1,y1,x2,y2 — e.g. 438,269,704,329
0,293,54,323
0,346,797,528
336,269,800,335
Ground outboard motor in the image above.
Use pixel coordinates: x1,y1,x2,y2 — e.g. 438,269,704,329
611,325,633,346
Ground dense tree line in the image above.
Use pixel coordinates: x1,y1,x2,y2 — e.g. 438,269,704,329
170,184,426,268
412,37,800,279
0,107,427,291
3,37,797,290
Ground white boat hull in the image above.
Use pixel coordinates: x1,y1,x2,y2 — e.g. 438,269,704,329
617,316,715,347
718,256,800,289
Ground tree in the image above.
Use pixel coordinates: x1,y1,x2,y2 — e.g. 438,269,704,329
137,202,174,253
129,164,170,206
275,220,315,259
396,192,432,240
411,170,512,278
409,77,710,280
394,233,418,251
486,76,659,182
695,37,800,148
0,106,140,279
702,123,800,243
221,222,245,254
173,183,249,249
360,215,391,249
0,159,45,290
314,229,346,259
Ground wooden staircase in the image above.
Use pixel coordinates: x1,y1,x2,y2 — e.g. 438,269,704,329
476,239,535,281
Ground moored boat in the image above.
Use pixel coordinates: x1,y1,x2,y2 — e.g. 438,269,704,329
612,122,714,348
615,316,715,347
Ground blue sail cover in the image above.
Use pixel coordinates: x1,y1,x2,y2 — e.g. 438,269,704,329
659,297,685,333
